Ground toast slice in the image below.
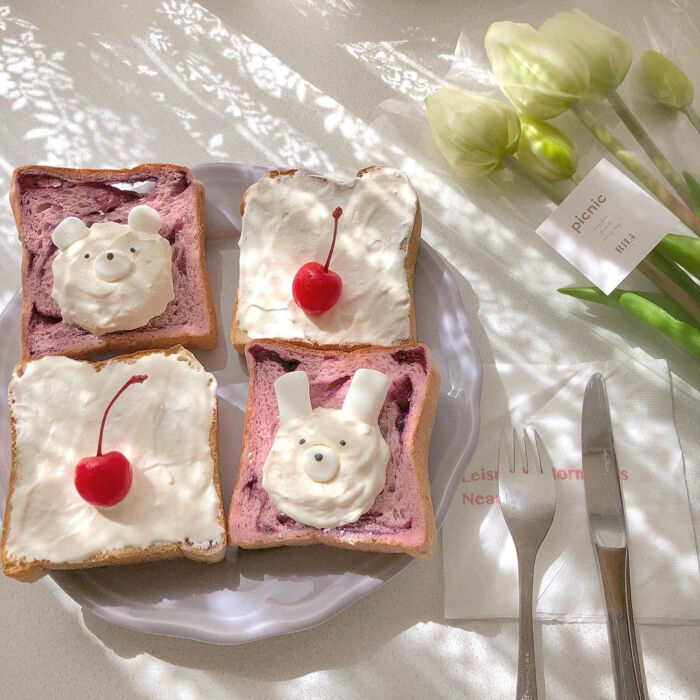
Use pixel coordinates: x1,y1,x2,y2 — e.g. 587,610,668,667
2,346,226,582
231,166,421,353
229,341,440,558
11,163,217,359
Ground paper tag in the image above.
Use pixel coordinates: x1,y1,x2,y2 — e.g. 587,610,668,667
536,159,677,294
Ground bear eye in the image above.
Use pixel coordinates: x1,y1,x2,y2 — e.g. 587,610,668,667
339,440,346,446
84,253,90,259
298,438,306,445
106,252,114,260
130,247,136,253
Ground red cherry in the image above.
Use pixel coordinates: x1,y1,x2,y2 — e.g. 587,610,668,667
73,374,147,508
293,262,342,314
74,452,133,508
293,206,344,314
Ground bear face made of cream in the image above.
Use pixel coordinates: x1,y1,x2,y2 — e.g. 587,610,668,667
50,205,174,336
261,369,391,529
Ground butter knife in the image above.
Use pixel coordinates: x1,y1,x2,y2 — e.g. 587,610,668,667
581,373,647,700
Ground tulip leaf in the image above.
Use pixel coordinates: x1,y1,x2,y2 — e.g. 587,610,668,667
682,171,700,216
656,233,700,278
558,286,700,359
646,248,700,302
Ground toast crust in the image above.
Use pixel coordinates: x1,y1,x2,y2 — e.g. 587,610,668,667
230,167,421,353
1,346,227,582
228,341,439,558
10,164,217,360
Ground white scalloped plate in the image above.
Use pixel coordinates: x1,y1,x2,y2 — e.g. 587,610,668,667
0,162,482,644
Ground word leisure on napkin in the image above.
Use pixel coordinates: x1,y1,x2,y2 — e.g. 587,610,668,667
443,359,700,623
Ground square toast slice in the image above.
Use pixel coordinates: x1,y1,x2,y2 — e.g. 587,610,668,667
11,163,216,359
229,341,440,558
2,346,226,582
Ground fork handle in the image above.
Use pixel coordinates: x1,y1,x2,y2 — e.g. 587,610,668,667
516,549,538,700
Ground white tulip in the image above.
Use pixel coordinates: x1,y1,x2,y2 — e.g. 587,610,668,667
540,10,632,100
485,21,590,119
424,88,520,177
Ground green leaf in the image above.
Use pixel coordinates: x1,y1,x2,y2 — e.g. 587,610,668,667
682,171,700,216
645,249,700,302
559,286,700,359
656,233,700,278
632,291,698,326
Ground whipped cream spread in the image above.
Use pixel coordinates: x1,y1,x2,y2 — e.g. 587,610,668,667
51,205,174,336
238,168,418,346
262,369,390,529
5,348,224,564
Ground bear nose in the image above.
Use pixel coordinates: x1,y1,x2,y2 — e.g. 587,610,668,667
302,445,338,482
93,250,133,282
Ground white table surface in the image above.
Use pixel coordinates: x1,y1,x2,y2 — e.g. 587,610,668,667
0,1,698,698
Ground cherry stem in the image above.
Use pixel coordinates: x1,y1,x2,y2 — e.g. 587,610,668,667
96,374,148,457
324,207,343,272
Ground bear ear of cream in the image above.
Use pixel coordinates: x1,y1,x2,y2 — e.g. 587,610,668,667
274,371,312,426
341,369,390,425
52,217,90,250
128,205,162,235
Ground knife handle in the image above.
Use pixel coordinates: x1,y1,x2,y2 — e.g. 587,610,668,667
595,545,647,700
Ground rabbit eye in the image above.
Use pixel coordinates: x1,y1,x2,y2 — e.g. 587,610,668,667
298,438,306,445
130,247,136,253
84,253,90,259
339,440,346,446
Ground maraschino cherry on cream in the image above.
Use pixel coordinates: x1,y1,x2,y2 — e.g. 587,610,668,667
293,206,343,314
74,374,148,507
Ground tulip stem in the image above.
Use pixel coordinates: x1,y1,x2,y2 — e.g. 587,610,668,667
570,101,700,237
571,173,583,186
606,89,691,205
682,105,700,135
503,154,564,205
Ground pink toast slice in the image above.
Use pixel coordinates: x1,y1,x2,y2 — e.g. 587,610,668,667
229,341,440,558
10,163,216,358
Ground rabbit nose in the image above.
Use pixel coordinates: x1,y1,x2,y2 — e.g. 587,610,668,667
93,250,133,282
302,445,338,482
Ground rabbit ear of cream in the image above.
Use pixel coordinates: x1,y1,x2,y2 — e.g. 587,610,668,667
274,371,312,426
341,369,390,425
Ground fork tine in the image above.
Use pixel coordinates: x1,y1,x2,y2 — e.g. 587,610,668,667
533,429,555,480
512,429,525,473
498,428,512,475
523,429,540,474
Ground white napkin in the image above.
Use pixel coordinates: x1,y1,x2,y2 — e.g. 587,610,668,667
443,360,700,623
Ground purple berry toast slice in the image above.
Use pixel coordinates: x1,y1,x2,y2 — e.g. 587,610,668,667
11,163,216,359
229,340,440,558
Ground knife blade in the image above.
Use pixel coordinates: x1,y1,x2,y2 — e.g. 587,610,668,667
582,373,647,700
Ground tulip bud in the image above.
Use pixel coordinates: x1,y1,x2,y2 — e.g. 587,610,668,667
641,51,694,109
539,10,632,100
516,118,578,182
424,88,520,177
485,21,589,119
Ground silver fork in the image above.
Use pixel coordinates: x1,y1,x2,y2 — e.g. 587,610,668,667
499,429,557,700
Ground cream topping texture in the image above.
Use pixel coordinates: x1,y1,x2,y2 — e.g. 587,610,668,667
5,349,224,564
51,217,174,336
261,408,390,529
237,168,418,346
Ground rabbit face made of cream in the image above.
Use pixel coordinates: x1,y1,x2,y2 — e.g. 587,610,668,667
262,369,391,529
50,205,174,336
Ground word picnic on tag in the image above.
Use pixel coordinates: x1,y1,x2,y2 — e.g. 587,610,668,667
536,158,678,295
